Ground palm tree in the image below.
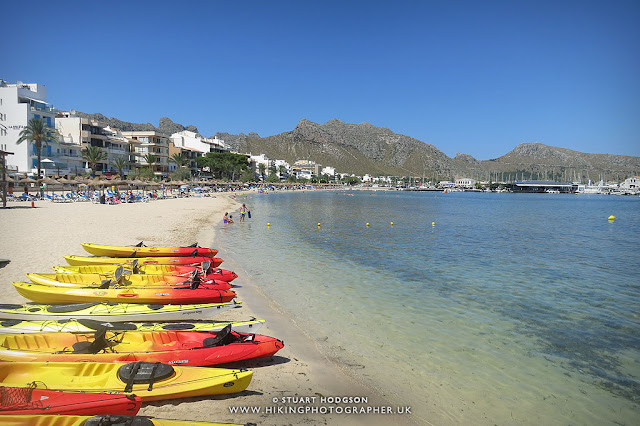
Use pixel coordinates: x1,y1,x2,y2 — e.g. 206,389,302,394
110,156,129,178
81,146,108,175
169,153,189,168
258,163,266,181
278,165,287,179
16,118,58,178
143,153,158,168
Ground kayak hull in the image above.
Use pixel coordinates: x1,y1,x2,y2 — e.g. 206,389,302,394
0,301,241,322
53,265,238,282
0,415,243,426
26,273,232,290
0,318,265,335
64,255,223,267
81,242,218,258
0,330,284,366
0,388,142,416
13,282,236,305
0,361,253,401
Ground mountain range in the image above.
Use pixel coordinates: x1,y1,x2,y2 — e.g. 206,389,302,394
76,112,640,182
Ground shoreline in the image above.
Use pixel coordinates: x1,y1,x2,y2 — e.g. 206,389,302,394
0,194,418,425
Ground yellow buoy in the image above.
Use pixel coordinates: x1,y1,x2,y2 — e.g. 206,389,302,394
267,223,271,227
390,222,394,226
317,223,321,227
432,222,436,226
608,215,616,221
366,223,370,227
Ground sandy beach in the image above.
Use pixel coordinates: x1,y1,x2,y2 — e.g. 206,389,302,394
0,195,418,426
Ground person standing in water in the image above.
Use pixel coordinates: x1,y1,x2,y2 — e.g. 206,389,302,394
239,204,247,222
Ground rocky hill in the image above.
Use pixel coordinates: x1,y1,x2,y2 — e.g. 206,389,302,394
76,112,640,181
218,119,464,178
74,112,200,136
481,143,640,182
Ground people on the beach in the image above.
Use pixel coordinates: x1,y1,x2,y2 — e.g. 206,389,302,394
228,214,235,223
239,204,247,222
223,212,229,224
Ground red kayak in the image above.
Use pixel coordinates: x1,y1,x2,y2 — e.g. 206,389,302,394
0,386,141,416
0,325,284,367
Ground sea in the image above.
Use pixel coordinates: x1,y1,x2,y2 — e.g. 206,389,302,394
215,190,639,425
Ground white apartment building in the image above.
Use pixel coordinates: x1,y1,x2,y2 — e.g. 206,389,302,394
455,178,477,188
321,166,335,178
170,131,228,176
56,112,131,176
121,131,170,177
620,176,639,190
170,130,227,154
0,80,58,176
292,159,321,179
274,159,292,178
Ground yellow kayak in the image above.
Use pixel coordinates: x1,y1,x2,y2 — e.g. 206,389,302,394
26,272,200,288
53,262,239,282
0,318,265,335
0,361,252,401
81,242,218,258
0,415,244,426
64,255,222,268
12,281,236,305
0,301,241,322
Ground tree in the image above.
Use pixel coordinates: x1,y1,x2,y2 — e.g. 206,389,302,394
169,153,189,168
195,152,250,180
342,176,361,186
110,156,129,178
169,153,191,180
266,172,280,183
170,168,191,181
258,163,266,180
81,145,108,175
143,153,158,168
16,118,58,178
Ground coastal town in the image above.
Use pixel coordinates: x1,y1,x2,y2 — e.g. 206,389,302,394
1,79,639,203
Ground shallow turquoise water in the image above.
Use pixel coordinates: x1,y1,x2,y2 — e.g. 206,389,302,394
216,191,640,424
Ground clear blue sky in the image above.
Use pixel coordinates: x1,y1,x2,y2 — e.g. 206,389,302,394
3,0,638,160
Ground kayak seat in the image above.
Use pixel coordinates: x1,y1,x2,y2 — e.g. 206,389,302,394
72,329,111,354
201,324,236,347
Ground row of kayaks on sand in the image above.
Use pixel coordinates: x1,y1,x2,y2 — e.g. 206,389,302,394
0,242,282,425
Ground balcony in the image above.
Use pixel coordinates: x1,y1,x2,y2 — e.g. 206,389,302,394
29,104,56,113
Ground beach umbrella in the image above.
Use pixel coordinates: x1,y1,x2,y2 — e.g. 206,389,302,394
18,177,37,183
56,177,72,185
